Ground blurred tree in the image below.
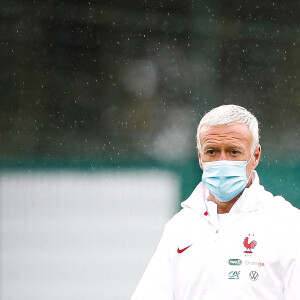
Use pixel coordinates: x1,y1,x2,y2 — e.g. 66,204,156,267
0,0,299,162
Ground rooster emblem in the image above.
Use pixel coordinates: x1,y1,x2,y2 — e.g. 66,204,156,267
243,236,257,253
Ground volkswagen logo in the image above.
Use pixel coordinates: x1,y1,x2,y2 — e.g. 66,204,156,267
249,271,259,281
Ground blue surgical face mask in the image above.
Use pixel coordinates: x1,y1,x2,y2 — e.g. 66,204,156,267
201,152,254,202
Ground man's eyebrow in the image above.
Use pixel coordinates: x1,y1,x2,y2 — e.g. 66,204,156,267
226,145,246,151
226,145,244,149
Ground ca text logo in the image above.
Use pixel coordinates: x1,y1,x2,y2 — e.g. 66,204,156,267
228,271,240,279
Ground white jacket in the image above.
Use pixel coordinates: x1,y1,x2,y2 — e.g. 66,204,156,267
131,171,300,300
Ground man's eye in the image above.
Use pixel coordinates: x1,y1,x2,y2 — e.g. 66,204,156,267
207,150,215,155
231,150,239,155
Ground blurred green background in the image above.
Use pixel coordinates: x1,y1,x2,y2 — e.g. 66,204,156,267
0,0,299,206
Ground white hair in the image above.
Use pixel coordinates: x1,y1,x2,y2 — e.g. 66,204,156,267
196,104,260,152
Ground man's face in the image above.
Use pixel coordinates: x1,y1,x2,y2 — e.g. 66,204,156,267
198,123,261,178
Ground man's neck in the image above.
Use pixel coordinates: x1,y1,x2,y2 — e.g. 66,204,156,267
210,195,240,214
210,176,253,214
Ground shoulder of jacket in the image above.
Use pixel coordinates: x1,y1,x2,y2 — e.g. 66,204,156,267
261,192,300,228
258,186,292,211
163,206,203,239
166,206,198,224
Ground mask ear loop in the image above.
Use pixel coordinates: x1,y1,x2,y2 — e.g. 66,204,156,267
199,151,204,167
246,150,255,165
246,150,255,180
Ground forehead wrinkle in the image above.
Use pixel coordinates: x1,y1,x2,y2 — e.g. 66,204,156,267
201,134,248,146
200,133,252,154
199,124,253,155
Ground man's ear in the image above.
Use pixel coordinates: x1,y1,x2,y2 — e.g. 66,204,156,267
252,145,261,169
198,150,204,170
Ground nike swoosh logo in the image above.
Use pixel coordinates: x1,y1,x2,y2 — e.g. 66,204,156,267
177,244,192,254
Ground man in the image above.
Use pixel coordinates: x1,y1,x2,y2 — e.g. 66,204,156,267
131,104,300,300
